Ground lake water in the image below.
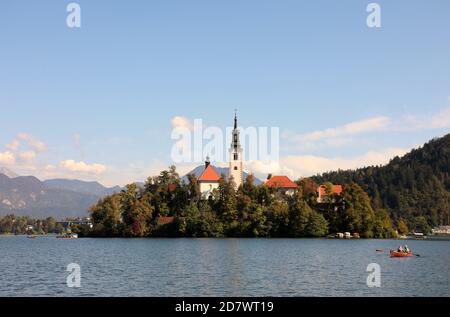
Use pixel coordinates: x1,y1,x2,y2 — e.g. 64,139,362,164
0,237,449,297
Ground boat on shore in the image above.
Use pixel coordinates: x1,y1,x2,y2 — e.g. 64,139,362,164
56,233,78,239
390,250,413,258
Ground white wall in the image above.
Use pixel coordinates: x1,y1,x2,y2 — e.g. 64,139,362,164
199,182,219,199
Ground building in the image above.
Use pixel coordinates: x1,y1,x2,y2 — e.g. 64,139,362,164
317,184,343,203
265,175,299,196
229,112,244,188
432,226,450,235
198,157,221,199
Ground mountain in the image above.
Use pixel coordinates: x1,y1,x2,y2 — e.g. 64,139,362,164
182,165,264,185
0,167,18,178
312,133,450,228
0,173,101,218
0,170,122,219
43,179,121,196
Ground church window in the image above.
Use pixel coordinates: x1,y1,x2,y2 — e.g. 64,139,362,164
234,153,238,160
234,167,238,170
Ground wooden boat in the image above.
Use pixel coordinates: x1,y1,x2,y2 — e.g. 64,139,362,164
390,250,413,258
56,233,78,239
27,236,37,239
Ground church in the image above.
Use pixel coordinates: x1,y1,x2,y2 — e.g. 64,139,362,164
197,112,244,199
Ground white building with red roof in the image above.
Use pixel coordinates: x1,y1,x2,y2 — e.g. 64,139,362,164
317,184,343,203
198,157,221,199
265,175,299,196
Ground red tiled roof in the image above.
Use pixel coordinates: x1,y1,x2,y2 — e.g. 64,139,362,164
157,217,175,226
198,165,221,182
318,185,343,197
266,176,299,189
168,183,177,192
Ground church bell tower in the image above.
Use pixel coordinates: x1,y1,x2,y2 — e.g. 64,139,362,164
229,111,243,188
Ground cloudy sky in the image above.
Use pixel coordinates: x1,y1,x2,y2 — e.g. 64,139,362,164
1,0,450,186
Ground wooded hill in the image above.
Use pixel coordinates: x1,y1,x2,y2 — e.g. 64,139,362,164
313,133,450,231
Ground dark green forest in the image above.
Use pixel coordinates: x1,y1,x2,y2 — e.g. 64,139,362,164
313,133,450,232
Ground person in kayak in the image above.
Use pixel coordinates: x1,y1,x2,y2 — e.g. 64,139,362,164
398,245,404,252
404,245,410,253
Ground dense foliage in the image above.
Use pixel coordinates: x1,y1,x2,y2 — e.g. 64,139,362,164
88,166,397,238
313,133,450,233
0,215,64,235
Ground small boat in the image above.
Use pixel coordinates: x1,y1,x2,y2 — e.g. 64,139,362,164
27,236,37,239
390,250,413,258
376,249,384,252
56,233,78,239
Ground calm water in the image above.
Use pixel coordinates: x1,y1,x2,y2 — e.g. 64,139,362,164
0,237,448,297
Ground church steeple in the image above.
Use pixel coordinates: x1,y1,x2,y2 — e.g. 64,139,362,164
231,110,241,151
229,110,243,188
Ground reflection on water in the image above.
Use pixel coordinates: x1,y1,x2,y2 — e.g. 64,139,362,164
0,237,449,297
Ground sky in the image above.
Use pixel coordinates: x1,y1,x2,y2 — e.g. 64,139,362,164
1,0,450,186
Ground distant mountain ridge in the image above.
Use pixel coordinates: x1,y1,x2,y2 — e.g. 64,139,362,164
43,179,121,196
0,167,18,178
0,169,121,219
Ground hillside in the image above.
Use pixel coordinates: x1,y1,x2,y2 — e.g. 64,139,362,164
312,133,450,228
0,172,119,219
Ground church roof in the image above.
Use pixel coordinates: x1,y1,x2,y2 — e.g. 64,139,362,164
318,184,343,196
266,176,299,189
198,165,221,182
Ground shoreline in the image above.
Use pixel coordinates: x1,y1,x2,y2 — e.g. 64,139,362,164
3,234,449,241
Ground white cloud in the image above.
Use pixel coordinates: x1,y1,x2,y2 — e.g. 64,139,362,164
14,132,47,153
171,116,194,131
402,107,450,130
60,160,107,175
17,151,37,163
298,116,390,142
247,147,410,180
428,107,450,129
0,151,16,165
284,148,408,177
6,139,20,151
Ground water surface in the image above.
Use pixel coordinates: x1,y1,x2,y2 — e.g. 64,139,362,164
0,237,448,297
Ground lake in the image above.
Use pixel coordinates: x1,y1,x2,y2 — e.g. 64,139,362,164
0,237,449,297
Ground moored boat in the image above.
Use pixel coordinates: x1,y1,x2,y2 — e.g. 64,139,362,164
56,233,78,239
390,250,413,258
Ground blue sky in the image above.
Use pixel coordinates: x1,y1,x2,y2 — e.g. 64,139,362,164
1,0,450,186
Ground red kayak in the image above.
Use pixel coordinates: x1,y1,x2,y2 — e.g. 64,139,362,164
390,250,413,258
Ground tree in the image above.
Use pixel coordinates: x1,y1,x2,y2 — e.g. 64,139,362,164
288,194,313,237
305,212,329,237
341,183,376,238
90,193,122,236
397,218,409,235
121,184,154,237
213,176,238,235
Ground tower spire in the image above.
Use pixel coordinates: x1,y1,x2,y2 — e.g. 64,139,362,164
229,109,243,188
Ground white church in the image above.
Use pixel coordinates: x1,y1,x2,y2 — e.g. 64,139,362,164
197,112,244,199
